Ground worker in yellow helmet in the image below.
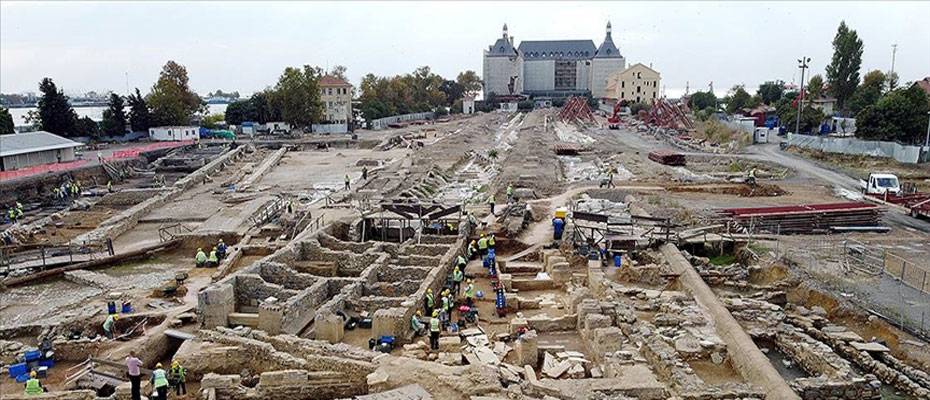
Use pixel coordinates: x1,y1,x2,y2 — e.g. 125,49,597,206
429,309,441,350
23,370,46,395
151,362,170,400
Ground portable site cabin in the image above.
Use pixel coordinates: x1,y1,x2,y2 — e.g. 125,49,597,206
148,126,200,141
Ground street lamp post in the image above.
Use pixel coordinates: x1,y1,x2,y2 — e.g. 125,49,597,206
795,57,811,135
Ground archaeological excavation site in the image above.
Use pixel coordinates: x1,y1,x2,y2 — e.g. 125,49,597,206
2,109,929,400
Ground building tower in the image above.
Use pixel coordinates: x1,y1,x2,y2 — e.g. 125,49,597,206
482,23,523,98
590,21,626,99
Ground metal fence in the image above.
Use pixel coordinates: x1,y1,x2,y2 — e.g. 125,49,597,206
776,236,929,339
883,252,930,294
0,240,115,277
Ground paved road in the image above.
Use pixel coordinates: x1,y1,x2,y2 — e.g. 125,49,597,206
747,142,930,234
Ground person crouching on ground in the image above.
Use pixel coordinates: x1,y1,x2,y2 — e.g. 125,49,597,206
195,248,207,268
411,311,425,336
206,247,219,268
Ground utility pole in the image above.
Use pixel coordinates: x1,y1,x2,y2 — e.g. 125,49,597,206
795,57,811,135
890,44,898,90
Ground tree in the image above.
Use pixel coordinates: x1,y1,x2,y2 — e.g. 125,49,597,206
36,78,78,136
251,92,281,124
270,65,323,127
725,85,753,114
856,85,929,143
756,81,785,105
774,90,826,134
201,113,225,129
74,116,100,138
224,99,253,126
100,93,127,136
147,61,205,126
630,102,651,115
207,90,239,99
358,67,450,122
806,75,824,99
885,71,899,91
825,21,863,112
439,79,465,106
127,88,151,132
847,70,885,115
456,70,482,94
0,106,14,135
329,65,348,81
689,91,717,111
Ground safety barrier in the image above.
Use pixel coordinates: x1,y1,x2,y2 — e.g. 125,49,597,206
105,140,194,161
0,160,89,181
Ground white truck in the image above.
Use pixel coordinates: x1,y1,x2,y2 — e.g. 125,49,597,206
859,173,900,195
859,172,930,220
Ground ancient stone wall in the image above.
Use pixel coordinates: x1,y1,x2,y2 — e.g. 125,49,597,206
234,274,298,309
280,280,330,334
258,262,319,290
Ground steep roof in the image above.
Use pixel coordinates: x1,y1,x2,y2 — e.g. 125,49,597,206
319,75,352,87
487,37,518,57
518,40,596,61
594,26,622,59
915,77,930,97
0,131,82,158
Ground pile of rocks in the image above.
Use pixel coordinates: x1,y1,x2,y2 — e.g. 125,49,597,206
541,350,594,379
787,313,930,398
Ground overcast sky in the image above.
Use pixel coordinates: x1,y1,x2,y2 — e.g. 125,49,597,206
2,1,928,98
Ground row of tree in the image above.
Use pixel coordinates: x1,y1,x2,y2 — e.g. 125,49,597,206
9,61,483,136
224,65,337,127
10,61,205,138
688,21,928,144
358,67,481,122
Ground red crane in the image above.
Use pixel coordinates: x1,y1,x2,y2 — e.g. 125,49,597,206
607,102,622,129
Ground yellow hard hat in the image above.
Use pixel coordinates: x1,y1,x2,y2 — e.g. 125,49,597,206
112,314,119,320
416,310,422,316
432,310,439,317
156,362,163,368
427,288,432,293
453,266,460,272
197,248,202,251
172,360,180,367
30,371,37,378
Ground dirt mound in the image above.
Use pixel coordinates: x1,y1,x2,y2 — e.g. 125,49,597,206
668,183,786,197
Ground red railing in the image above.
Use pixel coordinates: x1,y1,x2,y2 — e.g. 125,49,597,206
1,140,194,181
104,140,194,161
0,160,89,181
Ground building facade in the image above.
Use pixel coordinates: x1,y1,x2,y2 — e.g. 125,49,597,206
482,23,625,99
0,131,82,171
605,63,661,104
318,75,353,133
